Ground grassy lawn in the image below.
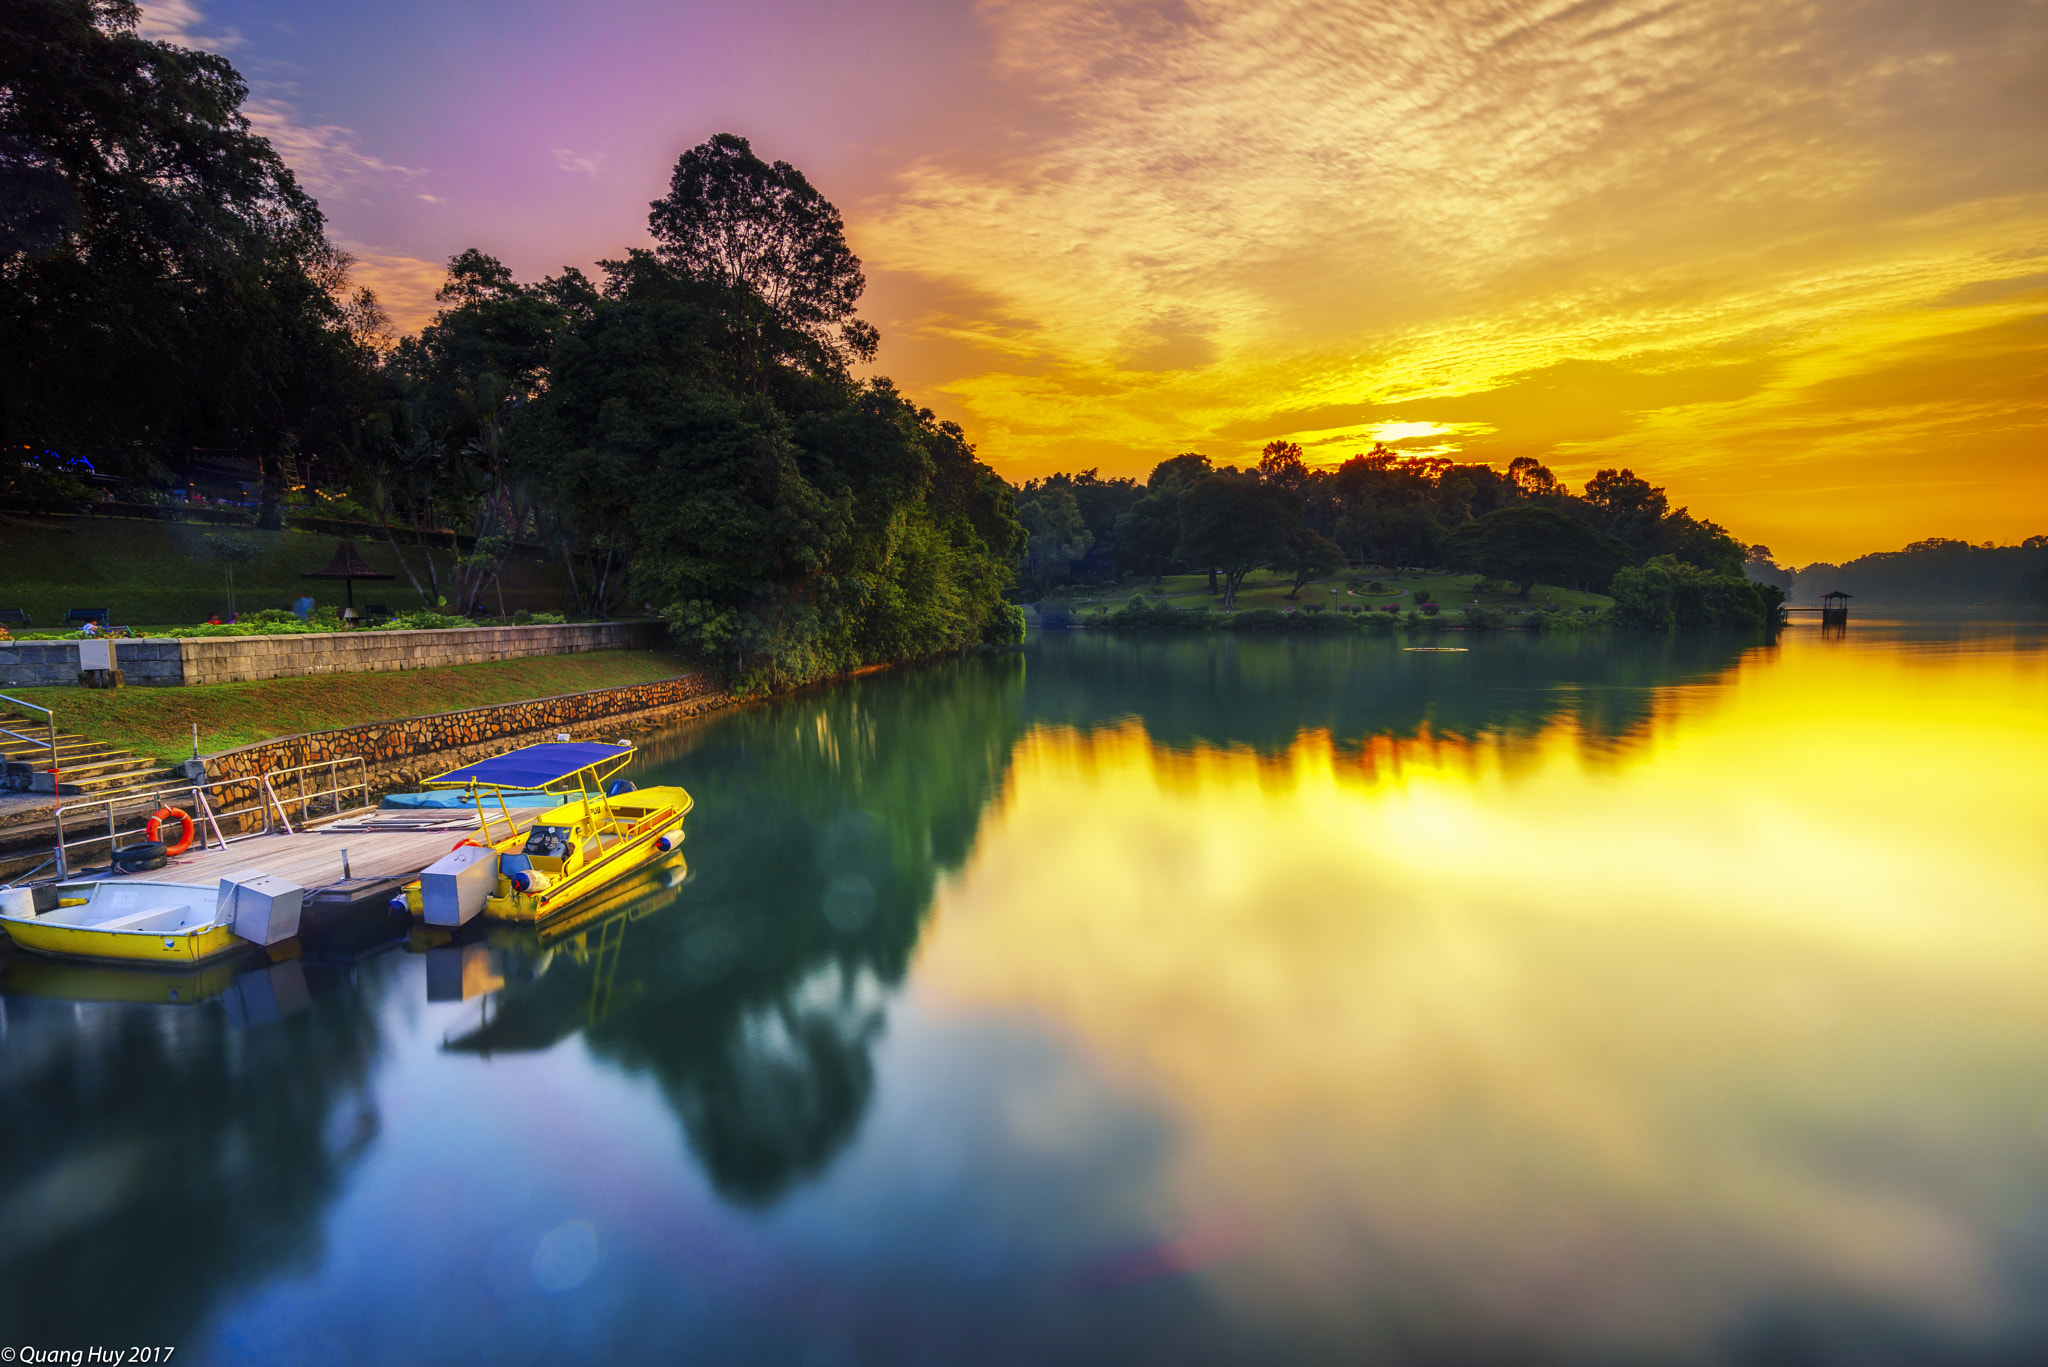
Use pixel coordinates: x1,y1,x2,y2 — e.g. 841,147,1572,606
2,652,694,763
0,513,578,629
1047,568,1613,615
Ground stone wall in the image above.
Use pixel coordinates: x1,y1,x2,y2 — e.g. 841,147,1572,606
0,620,660,688
193,671,734,813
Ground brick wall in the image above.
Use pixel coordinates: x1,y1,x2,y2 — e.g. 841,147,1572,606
0,620,659,688
194,671,734,811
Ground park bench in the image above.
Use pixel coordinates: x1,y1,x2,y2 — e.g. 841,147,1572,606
362,603,391,623
64,607,110,625
0,608,29,626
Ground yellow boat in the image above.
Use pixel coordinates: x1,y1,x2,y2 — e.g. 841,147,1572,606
0,879,246,965
395,740,692,927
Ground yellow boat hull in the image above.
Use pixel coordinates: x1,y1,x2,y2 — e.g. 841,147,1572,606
485,827,682,922
1,917,245,966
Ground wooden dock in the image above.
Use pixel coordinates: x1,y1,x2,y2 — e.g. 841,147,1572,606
148,810,541,892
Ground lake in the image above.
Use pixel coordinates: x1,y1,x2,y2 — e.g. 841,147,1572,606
4,614,2045,1364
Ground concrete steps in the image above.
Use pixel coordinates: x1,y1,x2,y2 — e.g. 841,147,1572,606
0,715,183,799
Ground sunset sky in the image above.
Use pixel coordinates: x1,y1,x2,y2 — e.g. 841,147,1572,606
140,0,2046,564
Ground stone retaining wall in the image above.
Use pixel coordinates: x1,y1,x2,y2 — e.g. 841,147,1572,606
192,671,734,813
0,620,660,687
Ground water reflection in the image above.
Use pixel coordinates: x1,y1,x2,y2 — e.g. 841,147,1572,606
555,653,1029,1206
1021,629,1765,760
909,624,2048,1360
6,621,2042,1361
455,634,1782,1216
0,957,392,1345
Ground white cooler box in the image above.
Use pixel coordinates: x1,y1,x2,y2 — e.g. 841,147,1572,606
421,845,499,927
216,870,304,946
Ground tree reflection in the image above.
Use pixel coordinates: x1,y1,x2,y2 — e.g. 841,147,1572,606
1022,629,1761,757
0,959,392,1344
448,653,1028,1207
441,631,1760,1210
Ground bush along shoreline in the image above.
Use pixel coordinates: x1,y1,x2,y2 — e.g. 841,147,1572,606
1045,559,1784,634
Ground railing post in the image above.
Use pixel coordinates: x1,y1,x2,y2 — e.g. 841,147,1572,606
264,774,294,835
49,714,65,877
195,787,227,851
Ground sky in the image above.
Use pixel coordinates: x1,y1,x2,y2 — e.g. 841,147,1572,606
137,0,2047,565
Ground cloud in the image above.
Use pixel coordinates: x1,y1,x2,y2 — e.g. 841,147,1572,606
139,2,425,203
137,1,438,335
554,149,606,176
854,0,2048,555
343,248,447,334
242,98,425,202
134,0,240,49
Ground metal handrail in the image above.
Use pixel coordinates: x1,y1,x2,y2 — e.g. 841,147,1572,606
0,691,61,802
48,755,371,877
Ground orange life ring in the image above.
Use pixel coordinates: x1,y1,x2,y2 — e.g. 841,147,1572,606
145,806,195,857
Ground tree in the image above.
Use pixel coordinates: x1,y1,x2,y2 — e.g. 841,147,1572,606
1146,452,1212,490
1507,456,1559,495
1016,484,1092,594
499,188,1020,692
201,532,263,618
1365,502,1446,576
1610,556,1776,630
1450,504,1633,596
648,133,877,375
1257,440,1310,491
1277,526,1345,596
1743,544,1795,591
1113,491,1184,577
1178,472,1298,610
1,0,379,500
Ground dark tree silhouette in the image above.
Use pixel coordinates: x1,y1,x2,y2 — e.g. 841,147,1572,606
649,132,878,372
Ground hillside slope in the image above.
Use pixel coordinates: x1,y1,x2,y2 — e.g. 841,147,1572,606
0,515,579,627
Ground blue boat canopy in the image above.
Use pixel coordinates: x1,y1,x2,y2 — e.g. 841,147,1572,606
426,742,632,792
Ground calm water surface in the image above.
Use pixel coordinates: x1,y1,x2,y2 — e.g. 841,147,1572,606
3,614,2045,1364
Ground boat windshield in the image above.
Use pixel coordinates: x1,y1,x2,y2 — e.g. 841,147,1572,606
523,826,573,860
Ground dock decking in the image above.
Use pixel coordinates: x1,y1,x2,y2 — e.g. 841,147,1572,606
147,810,541,892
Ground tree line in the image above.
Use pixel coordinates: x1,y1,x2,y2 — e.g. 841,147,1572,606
1016,443,1778,626
2,3,1023,691
1748,538,2048,605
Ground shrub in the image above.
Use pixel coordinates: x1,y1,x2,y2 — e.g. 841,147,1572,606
1230,608,1288,630
1367,580,1384,592
1420,603,1440,616
1463,605,1502,630
1381,603,1399,614
1538,607,1593,633
1609,556,1772,630
376,611,473,631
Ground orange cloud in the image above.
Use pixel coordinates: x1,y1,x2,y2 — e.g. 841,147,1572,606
853,0,2048,561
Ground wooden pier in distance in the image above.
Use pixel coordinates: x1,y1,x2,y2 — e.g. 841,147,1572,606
1784,590,1851,627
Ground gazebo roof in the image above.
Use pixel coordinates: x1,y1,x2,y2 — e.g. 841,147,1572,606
300,541,395,581
1820,590,1852,600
